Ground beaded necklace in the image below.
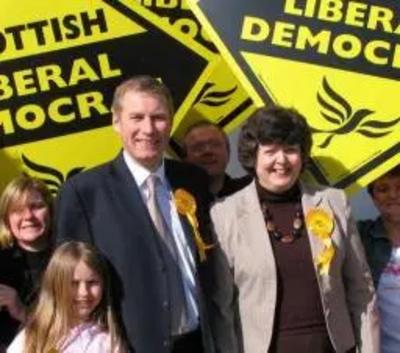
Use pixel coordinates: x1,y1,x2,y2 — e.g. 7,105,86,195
261,202,304,243
256,179,304,244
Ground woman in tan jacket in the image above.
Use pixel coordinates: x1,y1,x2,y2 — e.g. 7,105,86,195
210,107,379,353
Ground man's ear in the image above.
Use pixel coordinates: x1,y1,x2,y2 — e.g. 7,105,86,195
112,111,120,133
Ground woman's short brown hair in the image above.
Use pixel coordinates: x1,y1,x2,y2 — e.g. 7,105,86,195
238,106,313,175
367,165,400,197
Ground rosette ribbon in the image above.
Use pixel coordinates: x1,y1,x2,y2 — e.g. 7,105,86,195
305,208,335,275
174,189,213,262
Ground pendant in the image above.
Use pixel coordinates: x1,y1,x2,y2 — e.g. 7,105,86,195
280,234,296,243
263,202,304,244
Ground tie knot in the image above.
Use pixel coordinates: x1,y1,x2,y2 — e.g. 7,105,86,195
147,174,160,197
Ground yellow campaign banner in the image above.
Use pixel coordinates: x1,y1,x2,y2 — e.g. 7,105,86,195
188,0,400,193
135,0,215,51
0,0,214,193
132,0,257,157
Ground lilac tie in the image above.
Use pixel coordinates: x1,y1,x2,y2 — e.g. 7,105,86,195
146,174,167,239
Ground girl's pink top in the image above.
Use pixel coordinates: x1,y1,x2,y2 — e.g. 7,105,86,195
7,323,114,353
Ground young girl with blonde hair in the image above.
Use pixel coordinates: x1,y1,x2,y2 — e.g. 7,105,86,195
7,241,126,353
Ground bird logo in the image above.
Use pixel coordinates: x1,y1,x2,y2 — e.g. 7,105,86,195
194,82,238,107
21,154,84,195
310,77,399,149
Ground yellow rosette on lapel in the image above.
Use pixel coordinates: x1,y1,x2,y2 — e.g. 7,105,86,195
174,189,213,262
305,209,335,275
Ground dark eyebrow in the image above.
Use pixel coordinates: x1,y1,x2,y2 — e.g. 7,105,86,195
150,112,169,118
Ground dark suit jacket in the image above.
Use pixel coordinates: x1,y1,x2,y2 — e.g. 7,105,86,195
54,153,216,353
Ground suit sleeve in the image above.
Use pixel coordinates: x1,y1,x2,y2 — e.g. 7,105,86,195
340,191,380,353
54,181,93,245
209,203,241,353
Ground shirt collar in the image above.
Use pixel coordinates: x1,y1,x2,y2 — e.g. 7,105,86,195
370,217,389,240
123,150,166,188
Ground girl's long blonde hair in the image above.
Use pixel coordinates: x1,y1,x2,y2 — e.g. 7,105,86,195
23,241,125,353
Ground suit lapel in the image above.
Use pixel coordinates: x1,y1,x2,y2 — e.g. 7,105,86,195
165,160,198,259
238,182,277,280
301,184,325,268
108,153,161,249
301,183,339,287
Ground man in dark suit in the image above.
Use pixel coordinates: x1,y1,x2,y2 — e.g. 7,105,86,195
55,76,216,353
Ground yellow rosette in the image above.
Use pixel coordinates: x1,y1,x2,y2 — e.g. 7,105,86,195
174,189,213,262
305,208,335,275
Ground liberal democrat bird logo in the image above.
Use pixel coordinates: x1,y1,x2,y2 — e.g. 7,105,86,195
22,154,85,195
194,82,238,107
309,77,400,149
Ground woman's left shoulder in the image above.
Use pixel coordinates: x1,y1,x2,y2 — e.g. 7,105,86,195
301,183,346,201
212,182,253,213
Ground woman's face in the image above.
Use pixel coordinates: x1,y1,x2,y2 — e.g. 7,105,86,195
371,175,400,223
255,143,303,193
7,190,50,251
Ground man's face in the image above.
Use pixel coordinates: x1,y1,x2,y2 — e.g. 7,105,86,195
113,90,172,170
184,125,229,178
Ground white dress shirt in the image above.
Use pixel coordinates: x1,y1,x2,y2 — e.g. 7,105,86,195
123,151,199,333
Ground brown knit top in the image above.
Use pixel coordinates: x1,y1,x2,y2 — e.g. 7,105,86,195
256,180,335,353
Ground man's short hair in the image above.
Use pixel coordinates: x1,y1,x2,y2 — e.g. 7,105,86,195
112,76,174,116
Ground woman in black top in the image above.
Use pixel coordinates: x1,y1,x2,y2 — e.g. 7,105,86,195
0,175,53,351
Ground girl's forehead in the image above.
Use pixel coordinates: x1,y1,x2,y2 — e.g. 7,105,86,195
73,260,101,278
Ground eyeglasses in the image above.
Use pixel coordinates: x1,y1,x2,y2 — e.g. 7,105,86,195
186,139,226,154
